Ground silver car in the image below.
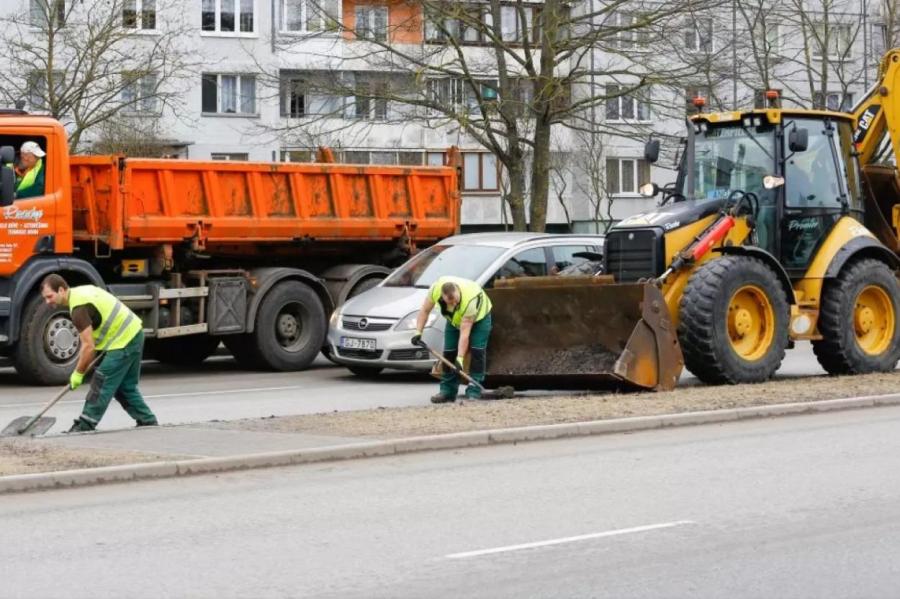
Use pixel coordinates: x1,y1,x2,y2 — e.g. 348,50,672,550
327,232,604,377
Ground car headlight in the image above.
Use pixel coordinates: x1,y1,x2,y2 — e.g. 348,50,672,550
329,308,342,328
395,310,436,331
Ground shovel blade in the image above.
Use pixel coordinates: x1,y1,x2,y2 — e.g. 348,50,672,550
1,416,57,437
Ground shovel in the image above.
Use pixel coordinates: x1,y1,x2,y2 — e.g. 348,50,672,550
1,354,104,437
414,339,515,400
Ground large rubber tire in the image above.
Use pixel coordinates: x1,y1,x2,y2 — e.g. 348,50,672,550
251,281,326,371
678,256,790,384
225,334,265,369
347,276,382,298
347,365,383,378
149,335,221,367
812,258,900,375
13,294,80,385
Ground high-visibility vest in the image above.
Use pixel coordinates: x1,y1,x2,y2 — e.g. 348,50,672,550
68,285,142,351
429,276,492,329
16,159,42,193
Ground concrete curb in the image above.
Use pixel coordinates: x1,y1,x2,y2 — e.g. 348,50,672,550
3,392,900,495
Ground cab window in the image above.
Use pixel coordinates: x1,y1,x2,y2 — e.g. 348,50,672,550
784,120,843,209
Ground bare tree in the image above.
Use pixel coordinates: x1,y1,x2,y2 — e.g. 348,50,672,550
262,0,713,231
0,0,196,151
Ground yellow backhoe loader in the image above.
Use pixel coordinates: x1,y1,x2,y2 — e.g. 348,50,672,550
485,50,900,392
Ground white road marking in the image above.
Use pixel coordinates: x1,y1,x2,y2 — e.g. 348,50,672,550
445,521,695,559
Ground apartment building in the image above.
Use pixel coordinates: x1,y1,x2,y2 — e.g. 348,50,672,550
7,0,889,232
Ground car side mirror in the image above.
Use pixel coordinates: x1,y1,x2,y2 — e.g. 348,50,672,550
789,128,808,152
0,145,14,207
644,139,660,163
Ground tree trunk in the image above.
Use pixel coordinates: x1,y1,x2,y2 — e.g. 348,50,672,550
529,118,552,232
506,162,528,231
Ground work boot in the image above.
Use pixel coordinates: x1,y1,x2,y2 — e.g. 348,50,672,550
135,419,158,428
65,418,94,433
430,393,456,404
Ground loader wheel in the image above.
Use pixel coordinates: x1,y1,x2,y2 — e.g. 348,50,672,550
13,293,79,385
812,259,900,374
678,256,789,384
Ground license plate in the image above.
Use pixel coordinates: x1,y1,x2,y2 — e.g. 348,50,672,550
340,337,376,350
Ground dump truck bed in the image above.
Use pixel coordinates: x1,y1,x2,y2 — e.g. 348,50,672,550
69,156,459,250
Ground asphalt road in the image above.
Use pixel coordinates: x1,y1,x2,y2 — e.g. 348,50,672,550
0,343,830,432
3,404,900,598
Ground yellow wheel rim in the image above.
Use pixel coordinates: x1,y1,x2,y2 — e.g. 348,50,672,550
727,285,775,361
854,285,894,356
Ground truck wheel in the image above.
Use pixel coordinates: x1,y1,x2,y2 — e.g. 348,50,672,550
13,294,79,385
348,276,382,298
150,335,221,367
224,334,265,369
813,259,900,374
678,256,789,384
252,281,326,371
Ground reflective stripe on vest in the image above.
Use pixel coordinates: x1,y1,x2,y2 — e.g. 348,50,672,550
16,159,42,193
429,276,492,328
68,285,142,351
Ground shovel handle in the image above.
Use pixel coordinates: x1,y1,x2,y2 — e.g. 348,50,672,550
414,339,485,392
17,353,105,434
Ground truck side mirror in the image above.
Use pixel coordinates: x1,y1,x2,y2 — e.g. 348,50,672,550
644,139,660,163
0,146,14,207
789,128,808,152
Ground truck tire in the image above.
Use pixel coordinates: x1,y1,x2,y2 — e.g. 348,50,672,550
149,335,221,367
224,334,265,369
13,294,79,385
251,281,326,371
813,259,900,374
348,276,382,298
678,256,790,384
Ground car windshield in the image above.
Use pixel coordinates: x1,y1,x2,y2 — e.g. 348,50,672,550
683,124,775,203
382,244,506,288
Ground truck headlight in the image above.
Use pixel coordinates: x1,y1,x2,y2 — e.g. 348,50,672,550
395,311,436,331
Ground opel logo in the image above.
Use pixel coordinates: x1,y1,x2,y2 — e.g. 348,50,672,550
358,318,369,330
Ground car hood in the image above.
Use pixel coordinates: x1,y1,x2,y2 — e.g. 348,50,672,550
339,285,429,320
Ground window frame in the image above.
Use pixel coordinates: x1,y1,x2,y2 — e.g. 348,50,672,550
201,0,257,36
605,157,651,196
211,152,250,160
812,91,854,112
280,0,340,34
354,5,389,41
604,84,651,123
201,73,258,116
123,0,158,32
29,0,67,29
811,22,853,59
462,152,500,192
121,72,160,114
424,3,538,46
684,16,713,53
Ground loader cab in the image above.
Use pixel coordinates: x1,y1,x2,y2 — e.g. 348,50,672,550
677,110,862,276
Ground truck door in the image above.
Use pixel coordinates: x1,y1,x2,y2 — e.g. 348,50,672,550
780,119,845,273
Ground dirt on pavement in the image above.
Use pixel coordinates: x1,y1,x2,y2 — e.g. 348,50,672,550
207,370,900,438
0,439,171,477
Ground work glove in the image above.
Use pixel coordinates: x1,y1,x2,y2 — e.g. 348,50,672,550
69,370,84,390
411,330,424,346
456,355,465,371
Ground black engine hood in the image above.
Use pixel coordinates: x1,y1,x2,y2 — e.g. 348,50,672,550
612,198,725,232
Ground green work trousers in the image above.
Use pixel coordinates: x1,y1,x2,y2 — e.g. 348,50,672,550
440,314,492,399
76,331,157,430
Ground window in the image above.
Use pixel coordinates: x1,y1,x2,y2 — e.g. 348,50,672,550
202,0,255,34
684,17,712,52
281,77,306,117
873,22,888,56
493,248,548,282
427,151,445,166
27,71,66,111
281,0,339,32
605,84,651,122
606,158,650,195
463,153,498,191
211,153,249,160
201,74,256,115
124,0,156,30
427,78,497,115
500,5,533,42
550,246,591,272
122,73,159,113
30,0,66,28
608,11,647,49
812,22,853,58
812,91,853,111
282,149,314,162
752,20,778,53
425,4,538,44
343,77,389,120
355,5,388,41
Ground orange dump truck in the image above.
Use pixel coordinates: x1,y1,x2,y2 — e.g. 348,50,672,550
0,115,460,384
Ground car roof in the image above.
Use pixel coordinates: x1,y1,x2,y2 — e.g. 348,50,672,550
438,232,604,249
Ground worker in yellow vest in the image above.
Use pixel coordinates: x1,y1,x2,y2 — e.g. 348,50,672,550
15,141,46,199
412,276,492,403
40,274,158,432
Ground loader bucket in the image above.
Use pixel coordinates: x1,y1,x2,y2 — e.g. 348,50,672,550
484,277,683,392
